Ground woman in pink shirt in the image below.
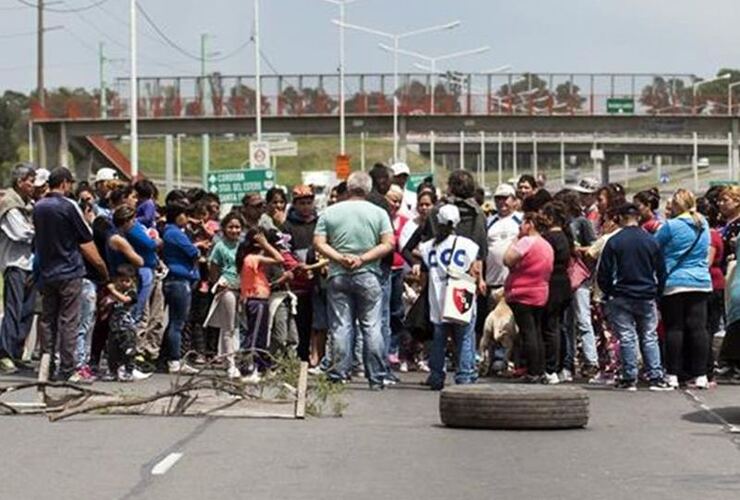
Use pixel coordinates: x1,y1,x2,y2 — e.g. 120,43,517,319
504,212,554,382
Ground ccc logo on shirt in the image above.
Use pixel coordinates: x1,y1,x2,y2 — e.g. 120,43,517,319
428,248,469,269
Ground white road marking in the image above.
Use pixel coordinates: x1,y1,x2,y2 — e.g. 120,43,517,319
151,453,183,476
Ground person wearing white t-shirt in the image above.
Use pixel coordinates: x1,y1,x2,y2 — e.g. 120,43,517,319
415,204,480,390
485,183,523,289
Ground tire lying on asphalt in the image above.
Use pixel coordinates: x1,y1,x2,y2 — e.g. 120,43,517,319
439,383,589,430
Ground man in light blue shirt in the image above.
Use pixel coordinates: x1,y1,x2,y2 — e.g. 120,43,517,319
314,172,393,390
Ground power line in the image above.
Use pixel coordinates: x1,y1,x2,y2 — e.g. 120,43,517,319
15,0,112,13
135,2,202,61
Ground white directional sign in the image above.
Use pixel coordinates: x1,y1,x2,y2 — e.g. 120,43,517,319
270,141,299,157
249,141,272,169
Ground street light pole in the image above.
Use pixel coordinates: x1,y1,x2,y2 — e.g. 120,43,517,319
380,44,490,115
254,0,262,142
692,73,730,115
324,0,359,156
334,19,461,162
130,0,138,178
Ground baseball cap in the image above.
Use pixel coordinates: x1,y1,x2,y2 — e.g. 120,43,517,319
291,184,314,200
437,204,461,227
391,162,411,177
95,167,118,183
493,183,516,198
34,168,50,187
572,177,600,194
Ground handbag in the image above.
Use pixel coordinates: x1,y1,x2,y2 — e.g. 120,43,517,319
440,237,477,325
567,255,591,291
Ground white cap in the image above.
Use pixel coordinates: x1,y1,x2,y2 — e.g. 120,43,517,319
494,183,516,198
95,167,118,183
437,204,461,228
391,162,410,177
34,168,50,187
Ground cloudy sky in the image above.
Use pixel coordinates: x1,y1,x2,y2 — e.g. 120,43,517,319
0,0,738,93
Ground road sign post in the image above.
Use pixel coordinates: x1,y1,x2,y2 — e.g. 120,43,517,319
207,168,276,204
249,141,272,169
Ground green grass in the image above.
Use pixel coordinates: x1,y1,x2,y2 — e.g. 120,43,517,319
110,135,436,187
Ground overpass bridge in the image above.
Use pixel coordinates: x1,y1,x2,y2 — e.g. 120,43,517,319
30,71,740,183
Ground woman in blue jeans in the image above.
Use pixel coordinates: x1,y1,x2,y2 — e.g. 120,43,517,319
162,201,202,374
416,204,480,391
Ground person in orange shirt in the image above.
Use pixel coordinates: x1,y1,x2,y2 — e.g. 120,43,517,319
236,228,284,382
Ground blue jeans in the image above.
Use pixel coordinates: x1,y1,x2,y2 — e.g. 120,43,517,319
388,269,405,356
163,279,192,362
134,267,155,323
428,315,478,390
380,270,392,363
562,283,598,370
0,267,36,359
607,296,663,382
327,272,386,386
75,279,97,369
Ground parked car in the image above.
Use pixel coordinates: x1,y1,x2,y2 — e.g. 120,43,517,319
698,157,710,169
637,163,653,173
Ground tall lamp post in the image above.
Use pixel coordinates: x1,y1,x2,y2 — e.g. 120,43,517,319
333,19,461,161
130,0,138,178
379,44,490,114
692,73,730,115
323,0,360,156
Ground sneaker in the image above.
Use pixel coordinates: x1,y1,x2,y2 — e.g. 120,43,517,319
558,368,573,383
523,374,541,384
307,366,324,376
168,361,199,375
614,379,638,391
649,379,675,392
399,361,409,373
117,366,133,382
687,375,709,390
78,365,97,382
385,372,400,384
416,360,430,373
665,374,679,389
100,370,116,382
242,371,261,385
131,368,153,381
589,371,616,386
0,357,17,375
226,366,242,379
192,354,207,366
543,372,560,385
580,364,599,379
68,368,95,385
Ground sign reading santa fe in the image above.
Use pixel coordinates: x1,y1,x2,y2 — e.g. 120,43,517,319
207,168,275,204
249,141,272,169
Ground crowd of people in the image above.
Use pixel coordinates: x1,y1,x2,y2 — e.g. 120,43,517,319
0,160,739,393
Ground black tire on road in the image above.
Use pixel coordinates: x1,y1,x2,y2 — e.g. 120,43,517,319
439,383,589,430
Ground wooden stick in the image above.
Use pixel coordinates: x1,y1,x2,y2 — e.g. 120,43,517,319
295,361,308,419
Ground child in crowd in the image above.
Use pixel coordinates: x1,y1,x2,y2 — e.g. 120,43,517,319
236,228,285,382
206,212,244,379
105,264,150,382
265,230,301,356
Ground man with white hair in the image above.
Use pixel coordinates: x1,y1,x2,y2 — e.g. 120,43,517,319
0,164,36,373
314,171,394,390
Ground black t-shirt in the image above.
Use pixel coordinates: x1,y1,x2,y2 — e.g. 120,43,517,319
544,229,572,299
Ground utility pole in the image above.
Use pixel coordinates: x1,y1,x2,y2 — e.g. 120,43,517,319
254,0,262,141
99,42,107,118
36,0,46,167
201,32,209,188
130,0,139,178
37,0,44,108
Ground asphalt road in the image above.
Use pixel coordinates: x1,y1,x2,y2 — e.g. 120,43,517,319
1,372,739,500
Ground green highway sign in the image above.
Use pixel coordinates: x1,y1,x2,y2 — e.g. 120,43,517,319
607,97,635,114
207,168,276,204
